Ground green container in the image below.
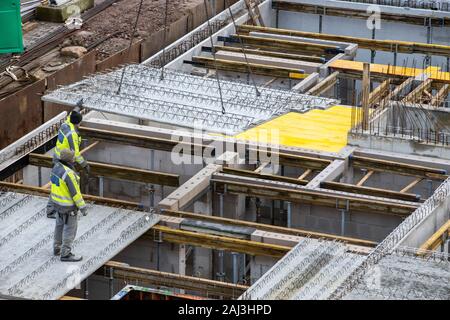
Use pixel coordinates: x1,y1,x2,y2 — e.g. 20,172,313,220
0,0,24,54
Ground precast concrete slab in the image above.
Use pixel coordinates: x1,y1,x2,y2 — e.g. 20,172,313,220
344,249,450,300
0,191,159,300
239,238,365,300
42,64,338,135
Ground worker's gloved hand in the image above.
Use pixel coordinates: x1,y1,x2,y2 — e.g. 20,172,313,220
80,207,88,216
75,99,83,109
84,163,91,175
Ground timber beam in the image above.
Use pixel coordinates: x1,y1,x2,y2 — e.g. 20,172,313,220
0,181,141,209
207,45,326,63
237,25,450,57
188,56,307,79
369,79,390,106
306,71,339,96
320,181,420,203
223,167,307,186
352,155,448,180
0,181,377,248
79,127,331,170
419,220,450,251
160,209,377,247
253,149,332,170
29,153,180,187
102,261,248,298
79,126,211,154
271,1,450,27
0,181,376,248
222,167,420,202
212,179,418,216
431,84,450,107
149,225,291,258
221,34,344,55
402,78,433,103
388,77,415,101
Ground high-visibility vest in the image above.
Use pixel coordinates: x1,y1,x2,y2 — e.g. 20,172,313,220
50,161,86,210
54,116,87,167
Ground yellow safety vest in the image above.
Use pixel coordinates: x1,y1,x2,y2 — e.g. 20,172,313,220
50,161,86,210
54,116,87,167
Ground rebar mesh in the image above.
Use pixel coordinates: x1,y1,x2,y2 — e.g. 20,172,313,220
43,64,337,135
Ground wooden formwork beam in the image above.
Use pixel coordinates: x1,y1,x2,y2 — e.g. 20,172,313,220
306,71,339,96
351,155,448,180
356,170,374,187
159,209,377,247
271,1,450,27
237,25,450,57
431,84,449,107
255,150,332,170
0,180,377,249
369,79,390,106
400,178,423,193
79,126,210,154
361,63,371,130
298,169,312,180
103,261,248,298
150,225,291,258
419,220,450,251
213,179,418,216
0,181,140,208
387,77,415,101
321,181,420,203
189,56,307,79
223,167,419,202
227,34,343,56
79,127,331,170
223,167,308,186
29,153,180,187
211,45,326,63
402,78,433,103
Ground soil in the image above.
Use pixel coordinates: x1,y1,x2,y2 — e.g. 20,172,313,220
67,0,204,61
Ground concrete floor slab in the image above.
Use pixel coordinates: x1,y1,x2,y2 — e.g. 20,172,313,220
0,191,159,300
42,64,337,135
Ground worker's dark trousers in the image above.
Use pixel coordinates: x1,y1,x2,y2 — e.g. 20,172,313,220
54,211,78,257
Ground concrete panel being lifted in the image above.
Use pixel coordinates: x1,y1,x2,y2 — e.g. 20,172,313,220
0,192,159,300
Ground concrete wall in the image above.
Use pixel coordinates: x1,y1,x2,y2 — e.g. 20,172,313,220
350,168,439,199
349,132,450,160
85,142,204,204
399,194,450,248
275,7,450,69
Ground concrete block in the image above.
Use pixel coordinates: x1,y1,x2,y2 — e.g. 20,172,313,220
36,0,94,23
306,160,346,188
251,230,302,247
158,197,179,211
159,164,222,210
292,72,319,93
159,216,183,229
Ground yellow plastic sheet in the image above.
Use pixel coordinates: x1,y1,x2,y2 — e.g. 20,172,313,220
329,60,450,82
235,105,355,153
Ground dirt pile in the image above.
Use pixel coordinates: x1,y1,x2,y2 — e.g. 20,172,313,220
67,0,203,61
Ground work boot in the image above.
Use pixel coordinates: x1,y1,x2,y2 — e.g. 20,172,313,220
47,211,56,219
60,253,83,262
53,248,61,256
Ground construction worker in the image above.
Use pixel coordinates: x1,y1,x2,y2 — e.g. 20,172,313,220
54,107,89,170
50,148,88,262
47,106,90,218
